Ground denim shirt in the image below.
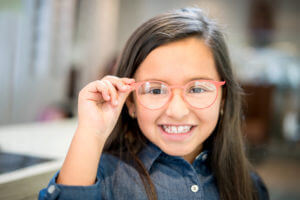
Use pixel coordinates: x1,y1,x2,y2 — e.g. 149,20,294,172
39,143,269,200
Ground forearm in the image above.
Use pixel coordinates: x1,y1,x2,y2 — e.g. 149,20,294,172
57,126,106,186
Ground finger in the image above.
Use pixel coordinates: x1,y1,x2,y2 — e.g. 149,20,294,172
104,77,131,92
105,75,135,85
85,92,102,102
120,77,135,84
121,78,136,90
94,80,110,101
117,88,132,107
102,80,118,106
103,77,133,106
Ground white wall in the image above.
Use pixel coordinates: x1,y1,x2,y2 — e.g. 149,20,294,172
0,0,75,125
116,0,251,51
0,0,120,125
0,10,18,124
73,0,119,88
116,0,299,53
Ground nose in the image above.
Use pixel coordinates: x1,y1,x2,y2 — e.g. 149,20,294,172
165,90,189,120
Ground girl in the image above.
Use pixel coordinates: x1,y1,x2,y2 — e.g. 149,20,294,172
39,7,269,200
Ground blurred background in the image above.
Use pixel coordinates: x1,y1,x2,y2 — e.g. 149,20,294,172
0,0,299,199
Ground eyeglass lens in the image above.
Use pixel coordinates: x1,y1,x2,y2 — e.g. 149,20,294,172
137,81,218,109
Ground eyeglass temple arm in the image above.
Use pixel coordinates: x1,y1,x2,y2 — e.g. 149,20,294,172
217,81,226,86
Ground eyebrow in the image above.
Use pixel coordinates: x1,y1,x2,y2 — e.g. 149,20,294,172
141,77,216,83
189,77,215,81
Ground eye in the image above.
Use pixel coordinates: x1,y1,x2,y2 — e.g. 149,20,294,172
149,88,163,94
189,87,206,93
139,82,169,95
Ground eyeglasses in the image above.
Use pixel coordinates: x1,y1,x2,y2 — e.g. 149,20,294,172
130,80,225,110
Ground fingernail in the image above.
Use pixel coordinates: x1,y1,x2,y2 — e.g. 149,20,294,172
114,100,118,105
121,85,128,90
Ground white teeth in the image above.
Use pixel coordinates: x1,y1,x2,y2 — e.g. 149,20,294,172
171,126,177,133
162,125,192,134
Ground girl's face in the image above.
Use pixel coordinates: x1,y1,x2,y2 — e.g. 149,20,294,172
127,37,223,163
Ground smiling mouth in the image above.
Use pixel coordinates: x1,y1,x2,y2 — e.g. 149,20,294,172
159,125,196,134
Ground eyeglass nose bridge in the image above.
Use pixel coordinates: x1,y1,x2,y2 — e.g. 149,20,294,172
168,85,186,95
165,85,192,109
168,85,186,90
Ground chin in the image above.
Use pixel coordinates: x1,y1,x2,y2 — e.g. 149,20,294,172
159,142,194,157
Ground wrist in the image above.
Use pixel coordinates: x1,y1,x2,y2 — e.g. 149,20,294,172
75,124,110,144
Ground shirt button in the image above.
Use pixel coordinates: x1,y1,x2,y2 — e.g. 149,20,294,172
48,185,56,194
191,184,199,192
202,153,208,161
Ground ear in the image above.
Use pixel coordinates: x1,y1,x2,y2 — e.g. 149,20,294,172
125,94,136,118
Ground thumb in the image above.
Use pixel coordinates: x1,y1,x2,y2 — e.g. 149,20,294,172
118,88,132,106
113,88,133,114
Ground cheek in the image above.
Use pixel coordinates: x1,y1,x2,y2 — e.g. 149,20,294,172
196,100,221,129
135,105,161,134
133,93,161,129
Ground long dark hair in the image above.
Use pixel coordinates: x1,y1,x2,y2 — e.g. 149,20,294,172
104,7,258,200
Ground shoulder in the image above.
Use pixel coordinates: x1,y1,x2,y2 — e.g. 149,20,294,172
98,153,122,174
250,171,270,200
97,153,137,177
96,153,125,184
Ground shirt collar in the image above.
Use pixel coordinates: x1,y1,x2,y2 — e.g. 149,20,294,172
138,142,162,171
138,142,211,172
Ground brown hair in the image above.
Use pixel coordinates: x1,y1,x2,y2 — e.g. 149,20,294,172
104,7,258,200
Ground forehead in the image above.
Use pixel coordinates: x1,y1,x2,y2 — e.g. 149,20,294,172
134,37,220,83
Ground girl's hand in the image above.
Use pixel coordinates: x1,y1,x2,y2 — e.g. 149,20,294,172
77,76,135,139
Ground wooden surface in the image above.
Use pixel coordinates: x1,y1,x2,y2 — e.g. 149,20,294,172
0,169,57,200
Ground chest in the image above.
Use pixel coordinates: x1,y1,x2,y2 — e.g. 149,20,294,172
102,162,219,200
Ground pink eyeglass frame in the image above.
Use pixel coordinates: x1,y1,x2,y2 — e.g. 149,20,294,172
128,80,225,110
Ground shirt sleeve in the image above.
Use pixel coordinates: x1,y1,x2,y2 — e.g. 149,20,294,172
38,171,101,200
250,171,270,200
